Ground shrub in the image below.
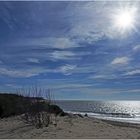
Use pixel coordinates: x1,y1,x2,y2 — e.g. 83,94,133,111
48,104,65,116
0,105,3,117
0,87,65,128
0,93,26,118
17,87,53,128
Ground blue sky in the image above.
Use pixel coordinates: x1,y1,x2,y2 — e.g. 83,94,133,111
0,1,140,100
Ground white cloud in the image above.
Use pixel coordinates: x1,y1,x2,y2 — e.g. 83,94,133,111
27,58,40,63
111,57,130,65
89,74,117,80
125,69,140,76
49,50,91,60
50,51,78,60
90,75,107,79
70,26,105,44
0,67,47,78
58,64,76,75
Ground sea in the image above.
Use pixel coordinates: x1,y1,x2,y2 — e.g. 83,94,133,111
55,100,140,124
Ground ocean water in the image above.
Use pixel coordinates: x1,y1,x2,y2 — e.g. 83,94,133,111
55,100,140,124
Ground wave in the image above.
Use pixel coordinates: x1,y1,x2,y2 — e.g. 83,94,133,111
66,110,140,124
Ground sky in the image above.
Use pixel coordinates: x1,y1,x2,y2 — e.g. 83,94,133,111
0,1,140,100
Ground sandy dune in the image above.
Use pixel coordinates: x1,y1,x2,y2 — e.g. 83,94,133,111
0,115,140,139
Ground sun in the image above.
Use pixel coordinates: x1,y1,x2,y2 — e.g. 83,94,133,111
115,11,134,29
112,5,137,35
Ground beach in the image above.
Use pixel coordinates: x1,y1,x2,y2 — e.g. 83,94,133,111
0,114,140,139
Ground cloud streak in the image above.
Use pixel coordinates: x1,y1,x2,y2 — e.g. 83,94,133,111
125,69,140,76
111,57,130,65
0,67,47,78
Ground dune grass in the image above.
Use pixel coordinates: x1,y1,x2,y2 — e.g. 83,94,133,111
0,87,65,128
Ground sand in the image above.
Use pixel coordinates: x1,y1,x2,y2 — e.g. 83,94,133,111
0,114,140,139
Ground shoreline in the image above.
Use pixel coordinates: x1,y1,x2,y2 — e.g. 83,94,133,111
96,117,140,129
65,110,140,125
70,112,140,129
0,114,140,139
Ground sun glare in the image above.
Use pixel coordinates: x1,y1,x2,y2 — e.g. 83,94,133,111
112,5,137,35
116,11,134,29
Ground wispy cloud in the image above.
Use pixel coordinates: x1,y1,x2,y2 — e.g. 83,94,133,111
57,64,76,75
27,58,40,63
89,75,107,79
111,57,130,65
49,50,91,61
133,44,140,51
49,51,78,61
125,69,140,76
89,74,117,80
43,37,79,49
0,67,47,78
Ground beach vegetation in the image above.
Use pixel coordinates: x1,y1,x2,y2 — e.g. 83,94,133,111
0,87,65,128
